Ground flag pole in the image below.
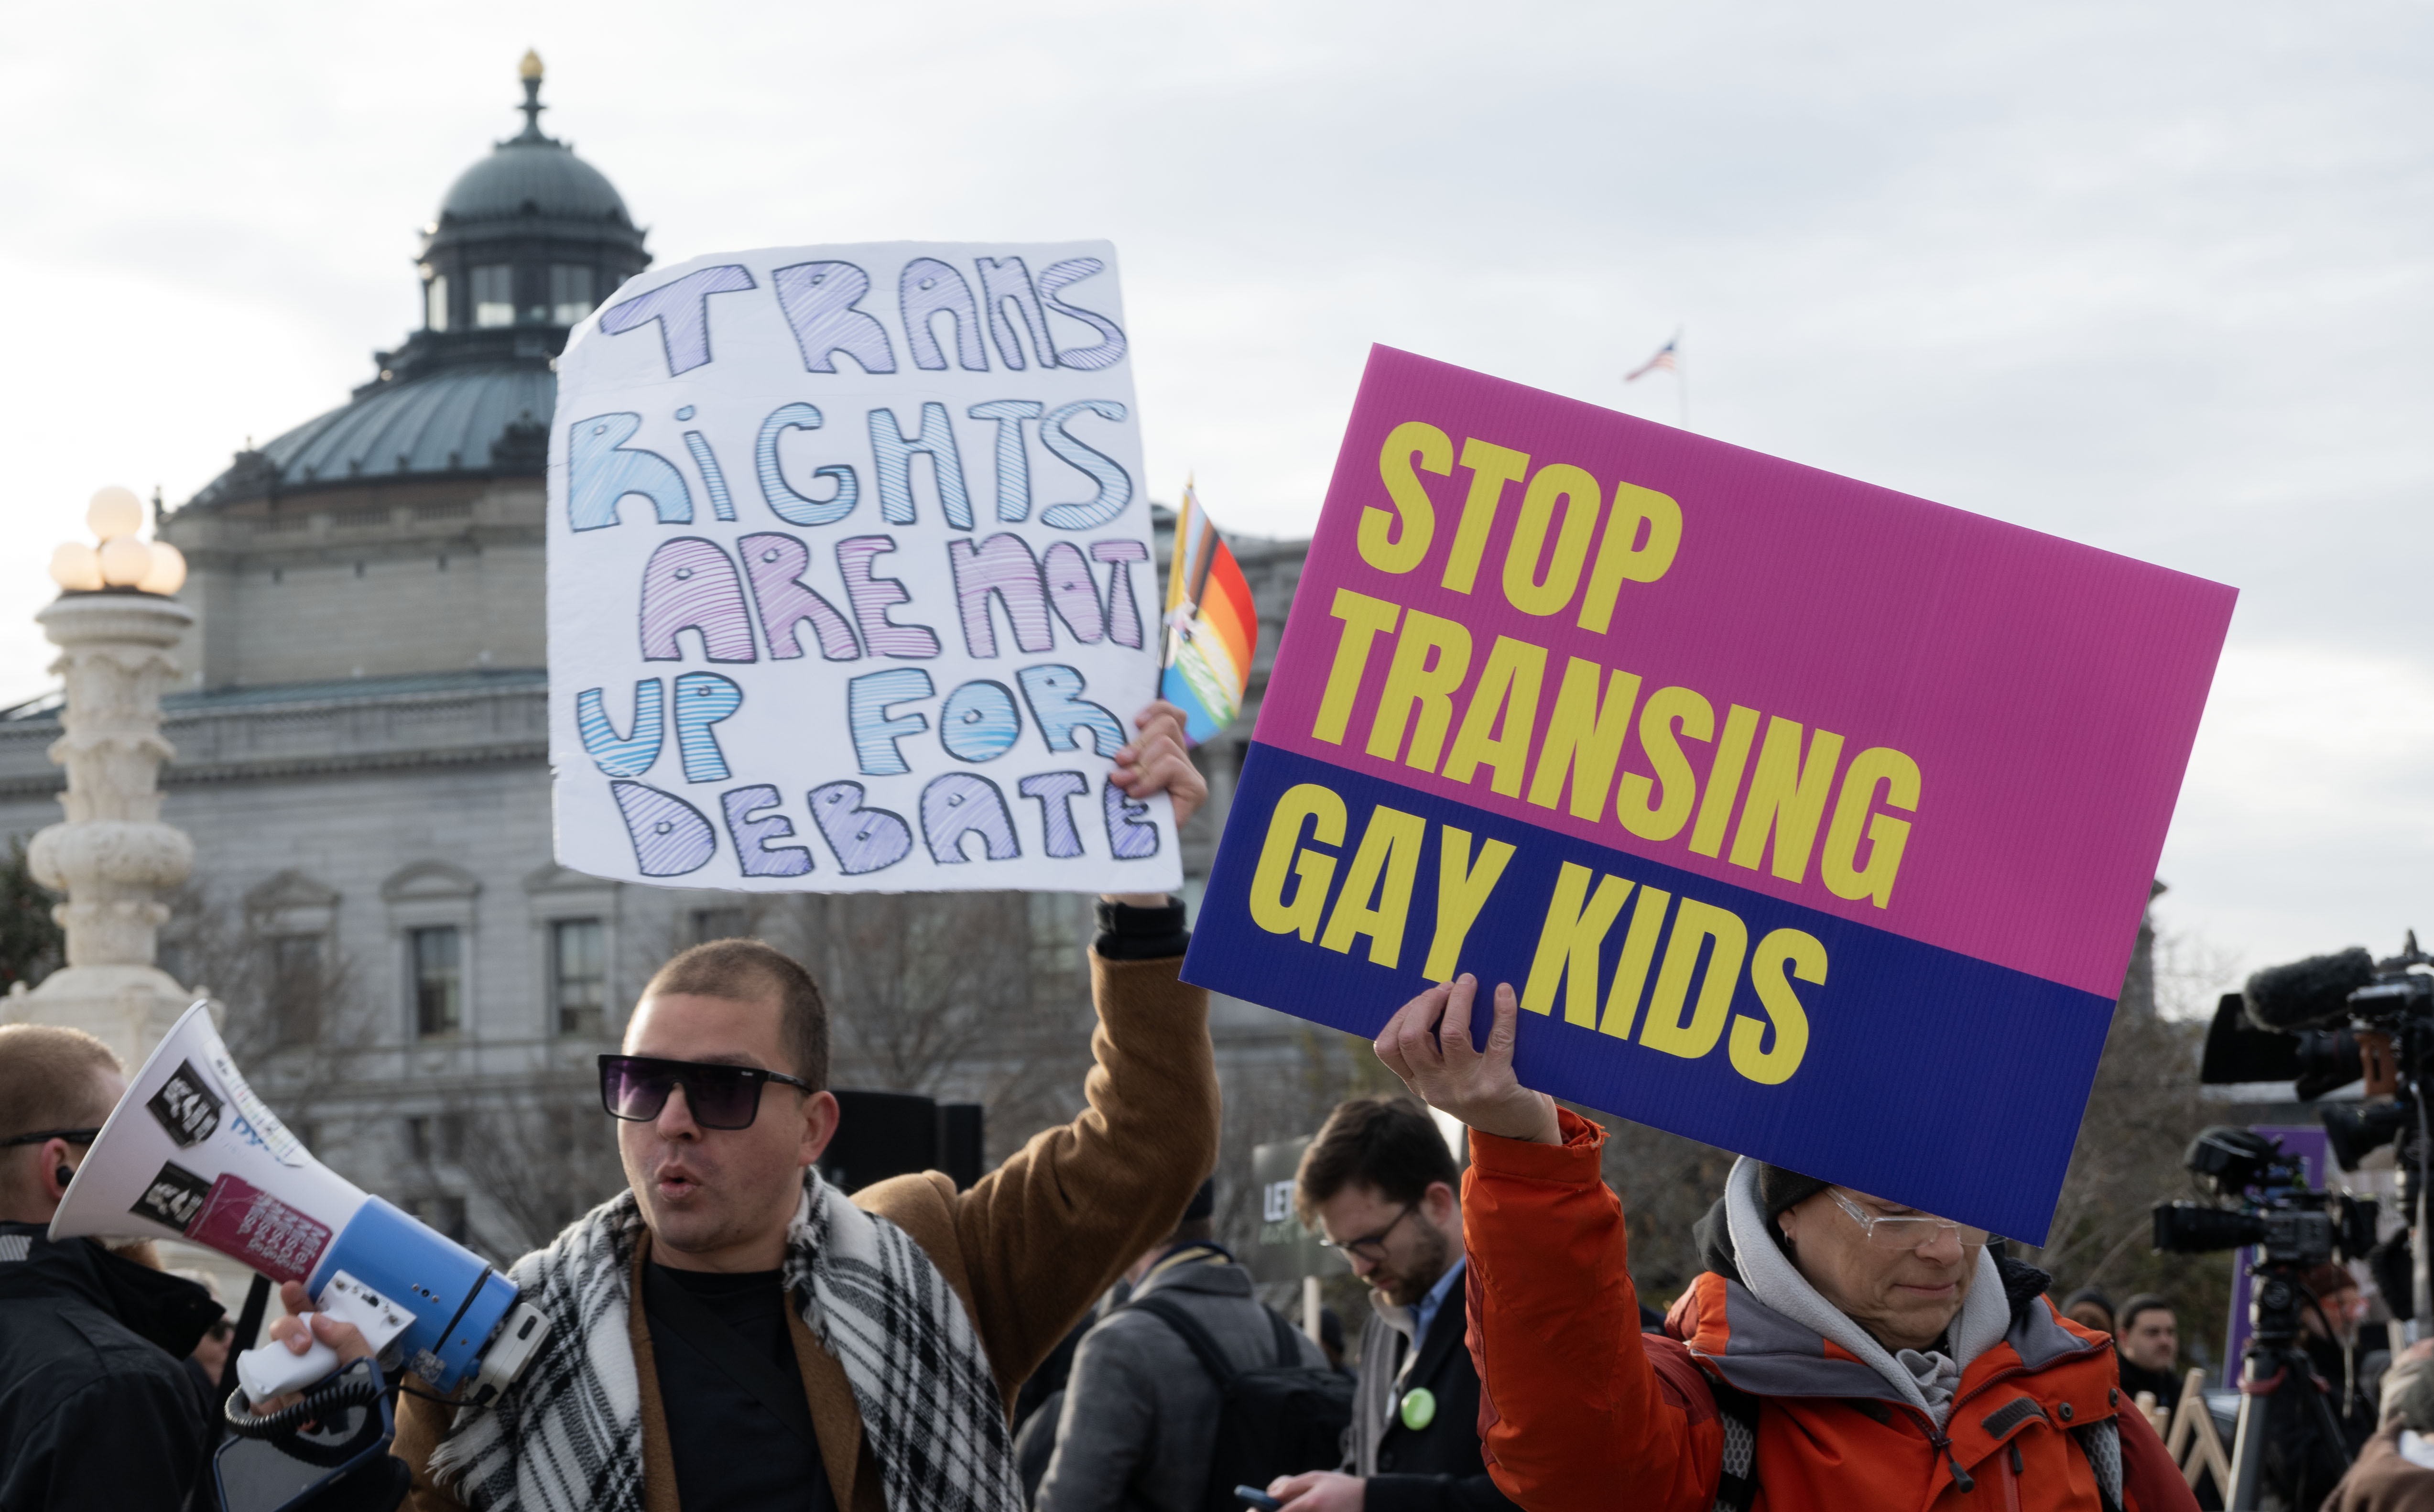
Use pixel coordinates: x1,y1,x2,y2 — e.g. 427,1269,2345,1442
1675,327,1689,430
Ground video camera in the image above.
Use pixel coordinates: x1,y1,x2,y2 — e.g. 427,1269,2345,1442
2152,1127,2377,1266
2195,931,2434,1311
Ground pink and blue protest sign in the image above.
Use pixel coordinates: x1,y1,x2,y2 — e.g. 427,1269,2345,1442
1182,345,2236,1243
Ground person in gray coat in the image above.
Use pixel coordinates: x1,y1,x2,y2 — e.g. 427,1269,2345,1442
1036,1177,1326,1512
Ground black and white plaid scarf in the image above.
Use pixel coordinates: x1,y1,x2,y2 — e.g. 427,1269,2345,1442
427,1170,1022,1512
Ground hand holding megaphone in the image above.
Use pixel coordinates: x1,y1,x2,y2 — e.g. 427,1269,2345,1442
241,1282,377,1413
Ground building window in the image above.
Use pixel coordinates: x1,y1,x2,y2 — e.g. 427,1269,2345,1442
472,265,515,328
553,918,606,1037
413,1195,468,1245
405,1113,465,1163
411,925,462,1037
268,934,324,1047
690,908,749,945
426,273,450,332
549,265,595,325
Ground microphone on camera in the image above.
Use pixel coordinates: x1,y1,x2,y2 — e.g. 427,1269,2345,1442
2244,948,2378,1031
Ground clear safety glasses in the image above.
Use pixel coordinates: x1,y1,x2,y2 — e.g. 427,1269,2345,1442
1828,1188,1990,1251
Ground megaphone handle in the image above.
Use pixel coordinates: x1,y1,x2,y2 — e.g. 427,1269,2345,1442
235,1331,343,1402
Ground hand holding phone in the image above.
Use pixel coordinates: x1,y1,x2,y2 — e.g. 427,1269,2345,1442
1236,1488,1284,1511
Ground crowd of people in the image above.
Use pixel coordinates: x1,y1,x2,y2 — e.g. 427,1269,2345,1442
0,706,2425,1512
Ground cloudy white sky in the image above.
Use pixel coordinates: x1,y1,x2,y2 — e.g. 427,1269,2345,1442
1,0,2426,989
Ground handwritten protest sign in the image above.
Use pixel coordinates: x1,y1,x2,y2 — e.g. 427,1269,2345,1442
548,242,1180,895
1184,346,2234,1242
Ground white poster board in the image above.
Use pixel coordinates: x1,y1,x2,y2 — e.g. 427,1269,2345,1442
547,241,1180,894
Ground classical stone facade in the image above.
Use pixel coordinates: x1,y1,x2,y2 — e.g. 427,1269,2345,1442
0,61,1309,1257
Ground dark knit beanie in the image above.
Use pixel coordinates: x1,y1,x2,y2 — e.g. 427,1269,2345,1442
1758,1164,1833,1224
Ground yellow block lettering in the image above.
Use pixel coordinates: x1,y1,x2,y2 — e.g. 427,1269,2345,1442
1500,463,1603,617
1319,805,1429,967
1638,899,1749,1060
1520,862,1634,1028
1422,826,1516,981
1443,437,1531,594
1820,747,1920,908
1616,686,1712,842
1687,704,1762,858
1442,636,1548,798
1365,610,1473,772
1248,783,1347,941
1727,718,1848,882
1313,588,1402,745
1578,480,1684,633
1598,884,1671,1040
1363,421,1451,575
1733,927,1823,1085
1526,659,1643,821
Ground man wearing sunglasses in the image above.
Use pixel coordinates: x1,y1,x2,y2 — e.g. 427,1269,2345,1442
296,702,1222,1512
0,1023,225,1512
1370,976,2199,1512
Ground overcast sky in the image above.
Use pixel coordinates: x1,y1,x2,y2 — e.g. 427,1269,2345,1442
1,0,2426,990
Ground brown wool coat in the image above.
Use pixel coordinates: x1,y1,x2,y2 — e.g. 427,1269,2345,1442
391,950,1218,1512
2329,1430,2434,1512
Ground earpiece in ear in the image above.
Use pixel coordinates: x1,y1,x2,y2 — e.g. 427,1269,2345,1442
54,1166,75,1190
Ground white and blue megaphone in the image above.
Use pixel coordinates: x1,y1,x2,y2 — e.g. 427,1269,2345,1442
50,1000,548,1405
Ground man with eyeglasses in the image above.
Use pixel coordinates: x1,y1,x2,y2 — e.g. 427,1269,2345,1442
269,703,1219,1512
1369,976,2198,1512
1262,1097,1517,1512
0,1023,225,1512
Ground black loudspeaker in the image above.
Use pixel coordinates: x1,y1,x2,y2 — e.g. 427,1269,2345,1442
938,1104,985,1192
818,1091,987,1194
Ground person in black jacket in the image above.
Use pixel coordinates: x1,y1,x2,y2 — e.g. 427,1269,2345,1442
0,1023,223,1512
2116,1293,2184,1414
1271,1097,1518,1512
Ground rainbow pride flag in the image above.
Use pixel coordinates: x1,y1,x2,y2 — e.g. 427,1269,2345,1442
1161,484,1259,745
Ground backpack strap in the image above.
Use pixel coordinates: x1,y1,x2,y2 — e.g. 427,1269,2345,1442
1707,1376,1761,1512
1265,1306,1302,1369
2071,1420,2124,1512
1126,1293,1240,1388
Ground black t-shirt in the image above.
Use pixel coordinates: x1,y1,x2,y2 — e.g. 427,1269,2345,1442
644,1263,830,1512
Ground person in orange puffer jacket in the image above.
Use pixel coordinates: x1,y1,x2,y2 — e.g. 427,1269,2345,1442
1372,975,2199,1512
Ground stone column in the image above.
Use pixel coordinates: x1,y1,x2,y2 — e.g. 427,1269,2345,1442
1,592,199,1068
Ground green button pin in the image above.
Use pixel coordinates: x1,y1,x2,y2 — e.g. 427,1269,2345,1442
1399,1387,1436,1431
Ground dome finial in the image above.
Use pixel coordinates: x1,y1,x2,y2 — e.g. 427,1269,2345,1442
514,50,547,142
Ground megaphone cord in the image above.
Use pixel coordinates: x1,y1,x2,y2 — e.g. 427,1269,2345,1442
223,1372,384,1439
430,1262,497,1371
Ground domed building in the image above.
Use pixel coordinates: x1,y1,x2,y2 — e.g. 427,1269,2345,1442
0,57,1304,1257
170,51,648,691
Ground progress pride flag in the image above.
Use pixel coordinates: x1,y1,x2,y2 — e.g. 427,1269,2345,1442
1184,346,2235,1242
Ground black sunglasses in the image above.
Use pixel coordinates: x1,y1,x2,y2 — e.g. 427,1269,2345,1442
597,1055,813,1131
0,1127,99,1148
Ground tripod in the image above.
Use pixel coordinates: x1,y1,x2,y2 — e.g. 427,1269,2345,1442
2227,1264,2354,1509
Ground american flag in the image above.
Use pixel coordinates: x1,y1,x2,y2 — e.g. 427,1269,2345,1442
1625,335,1679,382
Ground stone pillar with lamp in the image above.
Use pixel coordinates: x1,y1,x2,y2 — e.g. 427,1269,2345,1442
3,485,204,1069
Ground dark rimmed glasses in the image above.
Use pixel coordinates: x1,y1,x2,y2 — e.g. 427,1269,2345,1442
1319,1203,1416,1262
598,1055,813,1131
0,1127,98,1148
